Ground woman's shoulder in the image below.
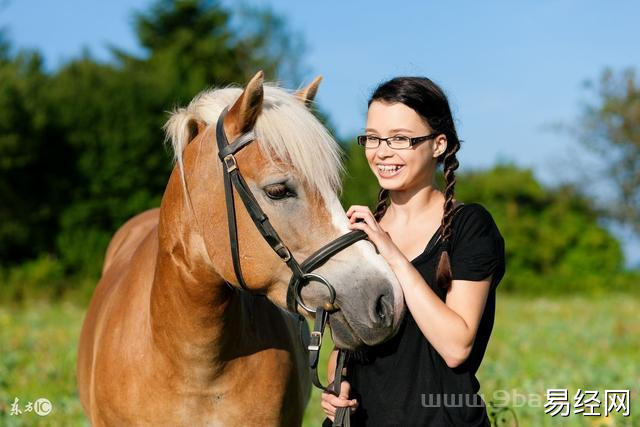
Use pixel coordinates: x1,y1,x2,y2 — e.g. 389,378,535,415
449,202,506,287
453,202,494,223
451,202,503,244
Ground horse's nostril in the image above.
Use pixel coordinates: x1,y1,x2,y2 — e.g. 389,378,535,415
373,294,392,327
376,296,386,319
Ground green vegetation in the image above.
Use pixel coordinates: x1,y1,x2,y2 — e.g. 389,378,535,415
0,0,304,295
0,1,638,424
576,68,640,235
1,295,637,425
1,0,638,300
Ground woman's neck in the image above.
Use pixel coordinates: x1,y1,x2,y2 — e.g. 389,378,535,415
387,184,444,225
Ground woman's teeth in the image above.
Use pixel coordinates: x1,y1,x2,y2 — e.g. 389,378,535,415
377,164,404,177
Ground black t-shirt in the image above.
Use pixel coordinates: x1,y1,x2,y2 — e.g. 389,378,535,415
323,202,506,427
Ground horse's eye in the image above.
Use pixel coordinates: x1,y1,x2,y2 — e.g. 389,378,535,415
264,183,296,200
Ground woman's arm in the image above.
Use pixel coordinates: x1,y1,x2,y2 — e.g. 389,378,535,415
391,258,492,367
347,205,492,368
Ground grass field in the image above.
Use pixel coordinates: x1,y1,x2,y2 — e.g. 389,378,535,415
1,294,638,426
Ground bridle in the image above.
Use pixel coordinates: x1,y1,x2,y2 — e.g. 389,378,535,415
215,106,364,424
215,106,367,314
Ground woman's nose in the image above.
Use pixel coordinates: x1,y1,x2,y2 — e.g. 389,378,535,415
375,140,395,157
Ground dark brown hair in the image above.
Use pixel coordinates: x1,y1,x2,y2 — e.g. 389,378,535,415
369,77,461,292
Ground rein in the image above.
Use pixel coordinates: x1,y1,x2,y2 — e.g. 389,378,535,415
215,106,363,426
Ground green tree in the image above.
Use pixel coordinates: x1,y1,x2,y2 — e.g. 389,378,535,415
0,42,72,265
455,163,629,294
49,0,306,276
0,0,306,285
577,68,640,235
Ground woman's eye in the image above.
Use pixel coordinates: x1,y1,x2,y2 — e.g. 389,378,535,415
391,135,409,141
264,183,296,200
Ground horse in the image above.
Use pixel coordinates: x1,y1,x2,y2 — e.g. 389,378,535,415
76,71,404,426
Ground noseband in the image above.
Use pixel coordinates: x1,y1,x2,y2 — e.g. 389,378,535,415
215,107,364,423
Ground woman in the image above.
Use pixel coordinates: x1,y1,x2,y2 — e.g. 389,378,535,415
321,77,506,426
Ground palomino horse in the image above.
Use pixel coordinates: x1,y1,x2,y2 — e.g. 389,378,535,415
77,71,404,425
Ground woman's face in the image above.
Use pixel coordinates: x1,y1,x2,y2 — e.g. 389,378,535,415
364,101,446,192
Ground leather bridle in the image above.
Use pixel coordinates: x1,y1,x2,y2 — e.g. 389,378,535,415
216,106,364,424
216,106,368,314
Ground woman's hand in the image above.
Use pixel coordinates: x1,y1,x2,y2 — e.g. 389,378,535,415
321,380,358,422
346,205,406,267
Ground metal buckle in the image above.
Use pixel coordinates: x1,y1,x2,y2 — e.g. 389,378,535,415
308,330,322,351
274,243,292,262
223,154,237,172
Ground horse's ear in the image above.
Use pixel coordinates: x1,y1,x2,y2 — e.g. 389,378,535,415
187,119,207,144
226,70,264,136
295,75,323,107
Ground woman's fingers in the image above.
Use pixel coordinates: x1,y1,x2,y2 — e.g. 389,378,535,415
346,205,375,219
348,209,374,224
321,382,358,422
321,399,335,420
338,380,351,400
346,205,367,217
349,210,378,229
323,392,353,408
347,219,371,235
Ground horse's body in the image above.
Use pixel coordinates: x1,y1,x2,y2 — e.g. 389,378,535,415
78,209,308,425
77,72,404,425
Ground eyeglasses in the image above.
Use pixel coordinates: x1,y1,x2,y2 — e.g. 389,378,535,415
356,133,440,150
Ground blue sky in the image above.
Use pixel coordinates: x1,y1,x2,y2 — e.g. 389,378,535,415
2,0,639,266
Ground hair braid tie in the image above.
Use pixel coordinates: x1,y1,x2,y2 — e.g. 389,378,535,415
437,236,453,289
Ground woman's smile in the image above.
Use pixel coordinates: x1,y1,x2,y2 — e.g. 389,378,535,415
376,163,405,178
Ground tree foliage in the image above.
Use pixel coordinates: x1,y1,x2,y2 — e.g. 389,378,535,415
0,0,305,281
454,164,629,294
578,68,640,235
0,46,71,263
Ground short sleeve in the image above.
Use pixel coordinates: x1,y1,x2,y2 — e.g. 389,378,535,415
450,204,505,289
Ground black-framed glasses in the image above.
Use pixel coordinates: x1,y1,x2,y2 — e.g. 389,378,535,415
356,133,440,149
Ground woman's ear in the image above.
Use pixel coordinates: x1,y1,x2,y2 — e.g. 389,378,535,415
433,135,448,158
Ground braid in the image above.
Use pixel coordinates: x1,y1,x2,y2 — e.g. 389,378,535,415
436,139,461,292
373,187,390,221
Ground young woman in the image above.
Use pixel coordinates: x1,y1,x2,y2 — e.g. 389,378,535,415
321,77,506,426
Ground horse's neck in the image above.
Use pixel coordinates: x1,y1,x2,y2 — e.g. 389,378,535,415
149,189,240,383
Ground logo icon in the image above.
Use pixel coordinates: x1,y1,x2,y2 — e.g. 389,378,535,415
33,398,52,416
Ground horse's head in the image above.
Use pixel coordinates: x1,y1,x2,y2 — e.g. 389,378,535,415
164,71,404,349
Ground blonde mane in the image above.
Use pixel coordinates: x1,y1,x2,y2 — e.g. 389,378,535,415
164,83,344,205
